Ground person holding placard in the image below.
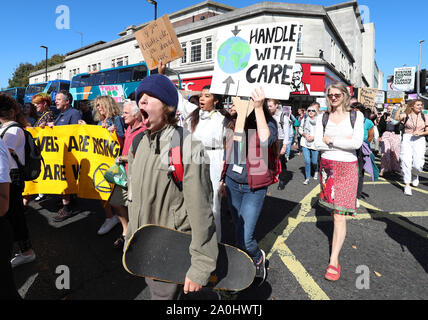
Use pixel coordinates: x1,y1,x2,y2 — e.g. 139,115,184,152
79,95,125,235
126,73,218,299
185,86,234,243
393,99,428,196
314,82,364,282
48,91,82,222
218,87,278,282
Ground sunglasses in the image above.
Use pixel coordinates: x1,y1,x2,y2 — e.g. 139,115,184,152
327,94,343,100
307,109,316,112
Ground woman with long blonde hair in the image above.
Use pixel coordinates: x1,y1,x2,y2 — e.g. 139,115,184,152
79,95,125,235
314,82,364,281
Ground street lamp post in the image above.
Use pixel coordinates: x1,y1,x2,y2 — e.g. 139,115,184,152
40,46,48,82
146,0,157,20
417,40,425,97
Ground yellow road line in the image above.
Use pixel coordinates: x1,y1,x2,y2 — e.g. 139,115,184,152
275,242,330,300
359,200,428,239
259,185,330,300
300,211,428,223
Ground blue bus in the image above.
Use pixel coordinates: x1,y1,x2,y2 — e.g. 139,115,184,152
0,87,26,105
69,62,182,109
24,80,70,104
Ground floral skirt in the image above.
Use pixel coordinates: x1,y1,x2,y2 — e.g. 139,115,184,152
319,158,358,216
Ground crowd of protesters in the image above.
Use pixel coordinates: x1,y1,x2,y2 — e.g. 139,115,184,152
0,63,427,299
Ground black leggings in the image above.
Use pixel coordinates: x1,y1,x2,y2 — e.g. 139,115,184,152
0,217,21,299
6,173,32,253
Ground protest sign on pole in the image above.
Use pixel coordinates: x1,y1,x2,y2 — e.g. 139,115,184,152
358,88,378,109
100,85,125,103
393,67,416,92
23,125,119,201
134,14,184,70
210,21,300,100
386,90,404,104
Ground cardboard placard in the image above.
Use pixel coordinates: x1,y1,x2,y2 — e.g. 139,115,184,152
134,14,184,70
358,88,378,108
210,21,300,100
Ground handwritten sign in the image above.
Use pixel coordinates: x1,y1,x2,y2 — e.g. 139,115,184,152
210,22,299,100
134,14,184,70
358,88,378,108
100,85,125,103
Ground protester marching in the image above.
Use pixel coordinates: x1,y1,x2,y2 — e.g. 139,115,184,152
1,3,428,303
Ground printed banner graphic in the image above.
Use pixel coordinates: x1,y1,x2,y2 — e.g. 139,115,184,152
210,21,300,100
23,125,119,201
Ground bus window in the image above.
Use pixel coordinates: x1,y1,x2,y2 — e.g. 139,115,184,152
47,82,58,94
60,82,70,91
132,65,148,82
71,76,81,88
80,75,91,87
104,70,118,84
27,84,47,94
117,68,132,83
90,72,105,86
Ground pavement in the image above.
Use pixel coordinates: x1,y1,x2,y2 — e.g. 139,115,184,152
12,150,428,300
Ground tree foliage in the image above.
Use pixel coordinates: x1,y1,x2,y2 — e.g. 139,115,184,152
7,54,65,88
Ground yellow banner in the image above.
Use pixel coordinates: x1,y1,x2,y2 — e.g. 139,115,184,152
24,125,120,201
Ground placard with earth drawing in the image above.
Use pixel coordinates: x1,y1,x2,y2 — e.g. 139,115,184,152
210,21,300,100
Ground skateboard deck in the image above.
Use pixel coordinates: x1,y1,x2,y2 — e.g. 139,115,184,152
123,224,256,292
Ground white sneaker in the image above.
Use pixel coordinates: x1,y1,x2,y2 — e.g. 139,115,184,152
97,215,120,235
35,194,45,201
11,252,36,268
314,172,319,180
404,185,412,196
356,199,360,208
303,179,310,185
412,176,419,187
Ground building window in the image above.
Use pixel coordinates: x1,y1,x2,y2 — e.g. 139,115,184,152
331,39,336,66
297,25,303,53
181,43,187,63
116,57,124,67
112,59,115,68
124,56,129,66
191,39,202,63
98,63,101,70
206,37,212,60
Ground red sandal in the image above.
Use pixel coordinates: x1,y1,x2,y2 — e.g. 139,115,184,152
325,264,341,281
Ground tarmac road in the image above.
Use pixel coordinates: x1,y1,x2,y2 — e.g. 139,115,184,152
12,150,428,301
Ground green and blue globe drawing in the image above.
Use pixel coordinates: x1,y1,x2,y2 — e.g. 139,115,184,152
217,37,251,74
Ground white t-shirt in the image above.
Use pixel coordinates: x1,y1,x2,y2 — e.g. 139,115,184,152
314,111,364,162
0,122,26,169
0,139,11,183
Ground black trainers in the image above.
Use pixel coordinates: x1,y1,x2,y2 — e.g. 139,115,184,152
255,249,266,282
53,206,74,222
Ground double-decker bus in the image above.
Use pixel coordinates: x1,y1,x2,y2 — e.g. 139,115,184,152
0,87,26,105
69,62,182,109
24,80,70,104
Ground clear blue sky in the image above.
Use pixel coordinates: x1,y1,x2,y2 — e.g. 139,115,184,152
1,0,426,90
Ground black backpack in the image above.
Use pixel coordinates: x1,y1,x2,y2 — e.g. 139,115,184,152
321,110,363,162
0,123,43,181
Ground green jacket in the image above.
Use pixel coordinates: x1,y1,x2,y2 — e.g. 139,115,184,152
125,124,218,286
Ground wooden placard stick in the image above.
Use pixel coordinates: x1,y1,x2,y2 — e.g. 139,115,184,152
232,97,254,142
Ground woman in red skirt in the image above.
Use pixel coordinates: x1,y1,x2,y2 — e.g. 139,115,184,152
314,82,364,281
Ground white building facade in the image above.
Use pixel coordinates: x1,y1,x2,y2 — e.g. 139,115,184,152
28,0,382,109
